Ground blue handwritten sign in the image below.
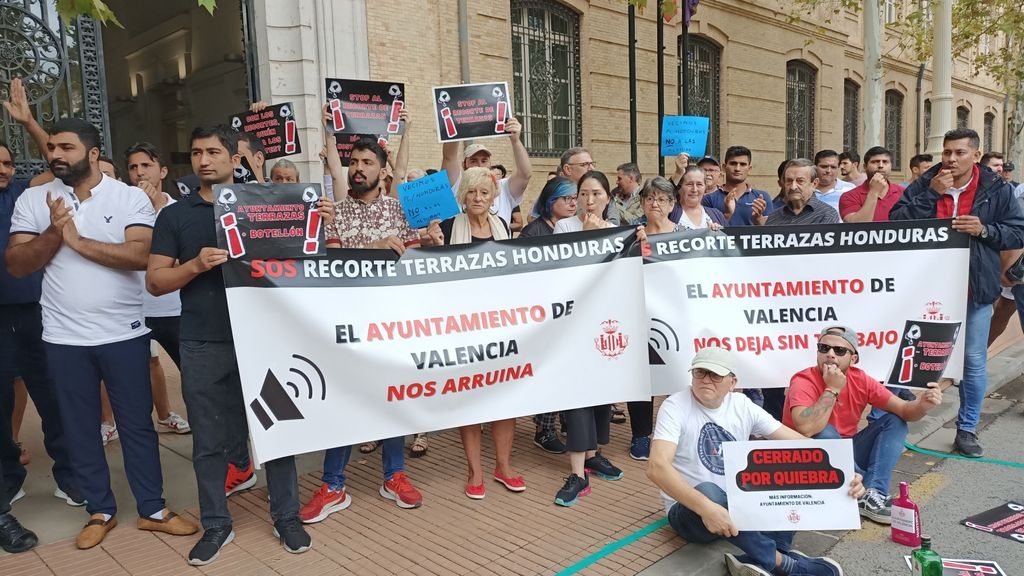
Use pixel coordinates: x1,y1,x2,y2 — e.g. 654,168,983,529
660,115,710,157
398,169,461,228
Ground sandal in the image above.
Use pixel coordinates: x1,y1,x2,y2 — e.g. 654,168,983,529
610,406,627,424
409,434,428,458
359,440,381,454
17,442,29,466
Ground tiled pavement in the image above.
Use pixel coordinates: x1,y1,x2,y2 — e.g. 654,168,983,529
1,414,683,575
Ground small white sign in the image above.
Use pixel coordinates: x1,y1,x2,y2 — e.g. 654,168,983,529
723,439,861,531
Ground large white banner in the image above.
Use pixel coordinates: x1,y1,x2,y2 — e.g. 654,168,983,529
222,228,650,464
723,439,860,531
644,220,969,395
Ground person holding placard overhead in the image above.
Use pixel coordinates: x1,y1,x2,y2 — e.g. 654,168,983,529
423,167,523,500
647,347,865,576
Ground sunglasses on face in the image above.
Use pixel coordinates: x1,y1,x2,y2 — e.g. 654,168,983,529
816,343,854,357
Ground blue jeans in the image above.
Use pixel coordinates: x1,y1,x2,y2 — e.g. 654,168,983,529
814,413,907,495
323,436,405,490
668,482,793,573
959,301,992,432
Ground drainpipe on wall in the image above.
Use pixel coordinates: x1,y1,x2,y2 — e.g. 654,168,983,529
915,63,924,154
458,0,470,84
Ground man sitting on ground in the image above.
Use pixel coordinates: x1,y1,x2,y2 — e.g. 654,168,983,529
648,346,864,576
782,326,943,524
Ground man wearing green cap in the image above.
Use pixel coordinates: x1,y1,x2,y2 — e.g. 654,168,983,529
783,326,943,525
647,347,864,576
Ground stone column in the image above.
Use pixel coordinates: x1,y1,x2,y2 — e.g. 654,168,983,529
927,0,953,154
862,0,883,150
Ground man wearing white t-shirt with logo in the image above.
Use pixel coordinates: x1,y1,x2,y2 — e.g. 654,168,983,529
440,116,532,224
5,119,195,549
646,347,863,576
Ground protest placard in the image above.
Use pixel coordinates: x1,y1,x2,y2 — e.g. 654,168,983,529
902,557,1007,575
723,439,859,531
324,78,405,136
397,169,461,228
220,228,649,464
886,320,962,389
642,221,969,394
660,115,710,157
213,182,325,260
432,82,512,143
962,502,1024,544
228,102,300,159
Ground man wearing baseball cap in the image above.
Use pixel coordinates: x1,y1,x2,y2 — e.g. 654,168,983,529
648,347,864,576
783,326,943,525
439,117,532,224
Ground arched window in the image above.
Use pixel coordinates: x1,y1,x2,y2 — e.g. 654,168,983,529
884,90,904,169
511,1,582,155
681,36,721,158
786,61,816,159
984,112,996,152
843,80,860,155
956,106,970,130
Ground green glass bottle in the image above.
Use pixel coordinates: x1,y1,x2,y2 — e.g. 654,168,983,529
911,536,942,576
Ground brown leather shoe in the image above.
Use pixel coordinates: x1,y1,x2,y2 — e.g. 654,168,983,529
136,510,198,536
76,514,117,549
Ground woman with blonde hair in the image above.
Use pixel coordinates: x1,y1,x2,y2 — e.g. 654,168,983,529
425,167,521,499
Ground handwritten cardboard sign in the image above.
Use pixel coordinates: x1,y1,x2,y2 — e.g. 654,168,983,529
325,78,405,137
432,82,512,143
397,169,460,228
660,115,710,157
229,102,301,160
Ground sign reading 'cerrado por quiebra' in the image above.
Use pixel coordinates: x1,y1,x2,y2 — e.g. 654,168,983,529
221,228,650,464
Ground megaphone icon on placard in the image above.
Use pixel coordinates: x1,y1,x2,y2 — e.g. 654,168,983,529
249,354,326,430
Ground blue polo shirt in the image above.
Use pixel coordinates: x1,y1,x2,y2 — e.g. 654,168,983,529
701,186,775,226
0,179,43,305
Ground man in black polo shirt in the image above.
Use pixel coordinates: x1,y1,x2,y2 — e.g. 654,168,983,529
146,125,311,565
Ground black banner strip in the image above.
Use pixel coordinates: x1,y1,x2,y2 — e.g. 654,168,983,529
223,226,638,288
643,219,967,263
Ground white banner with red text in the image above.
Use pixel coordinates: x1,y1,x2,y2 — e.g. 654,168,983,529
222,228,650,464
644,220,969,395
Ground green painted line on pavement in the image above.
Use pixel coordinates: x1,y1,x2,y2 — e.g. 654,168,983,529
555,517,670,575
904,441,1024,468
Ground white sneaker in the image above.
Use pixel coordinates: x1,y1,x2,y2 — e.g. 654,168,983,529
157,412,191,434
101,422,119,446
8,488,25,507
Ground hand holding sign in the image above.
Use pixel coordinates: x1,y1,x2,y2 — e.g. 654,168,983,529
661,116,710,157
432,82,512,143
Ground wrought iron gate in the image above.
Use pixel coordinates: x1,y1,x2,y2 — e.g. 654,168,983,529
0,0,109,178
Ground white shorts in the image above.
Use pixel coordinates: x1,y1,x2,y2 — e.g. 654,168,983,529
150,339,160,358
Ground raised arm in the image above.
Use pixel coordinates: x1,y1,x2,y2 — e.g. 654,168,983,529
441,141,461,187
389,108,412,197
3,77,49,155
505,117,532,201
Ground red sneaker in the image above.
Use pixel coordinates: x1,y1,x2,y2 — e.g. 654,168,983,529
300,483,352,523
493,469,526,492
465,483,486,500
225,462,257,497
379,471,422,509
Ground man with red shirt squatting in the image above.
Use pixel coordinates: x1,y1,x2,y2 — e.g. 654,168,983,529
783,326,943,525
890,128,1024,458
839,146,903,223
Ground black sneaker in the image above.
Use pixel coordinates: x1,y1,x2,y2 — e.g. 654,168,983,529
533,430,567,454
554,473,591,507
584,451,623,481
0,513,38,553
274,518,311,554
188,526,235,566
858,489,892,524
954,429,983,458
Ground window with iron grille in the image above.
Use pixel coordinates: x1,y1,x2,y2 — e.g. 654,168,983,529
786,61,816,159
984,112,996,152
843,80,860,154
511,1,581,156
956,106,970,130
884,90,903,169
681,35,721,159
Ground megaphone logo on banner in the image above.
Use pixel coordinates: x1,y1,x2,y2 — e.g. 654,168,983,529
648,317,680,365
249,354,326,430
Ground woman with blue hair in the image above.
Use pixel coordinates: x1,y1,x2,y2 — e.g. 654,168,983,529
519,176,578,238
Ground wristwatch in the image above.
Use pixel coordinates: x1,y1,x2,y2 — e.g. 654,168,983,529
980,225,989,240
